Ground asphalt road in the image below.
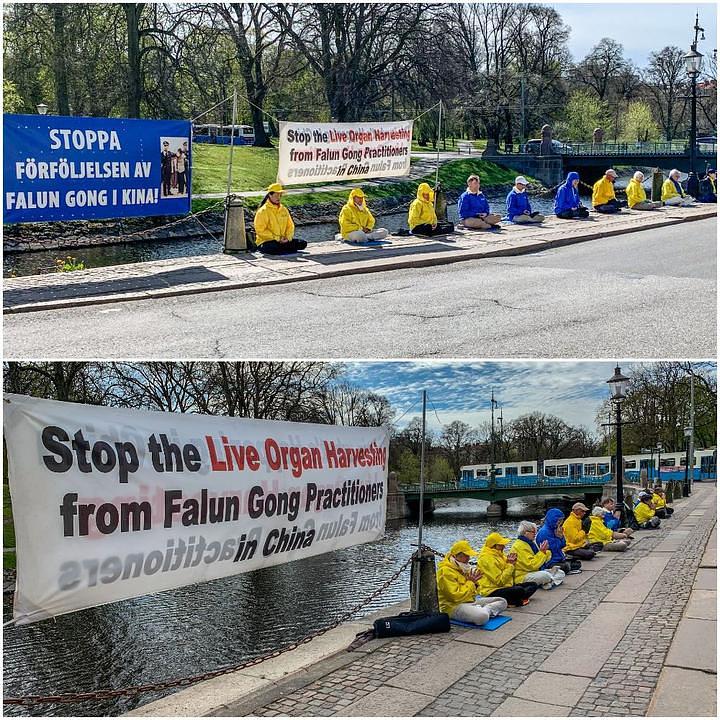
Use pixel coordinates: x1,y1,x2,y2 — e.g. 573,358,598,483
4,218,716,359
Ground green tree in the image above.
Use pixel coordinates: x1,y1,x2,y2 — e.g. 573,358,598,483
396,448,421,485
2,79,24,112
620,101,660,142
428,455,455,484
561,89,608,141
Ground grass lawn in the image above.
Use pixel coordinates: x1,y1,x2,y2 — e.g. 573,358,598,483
191,143,280,194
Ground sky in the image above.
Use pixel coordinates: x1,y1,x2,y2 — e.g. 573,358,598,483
342,361,716,435
551,2,717,68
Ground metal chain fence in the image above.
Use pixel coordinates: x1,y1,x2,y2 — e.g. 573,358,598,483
3,552,415,707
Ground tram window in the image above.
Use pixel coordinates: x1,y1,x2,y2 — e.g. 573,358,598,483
505,466,518,476
660,458,675,467
597,463,610,474
545,466,556,476
521,465,534,474
625,460,637,469
584,463,597,475
478,469,488,477
556,465,569,477
680,457,687,466
495,468,504,476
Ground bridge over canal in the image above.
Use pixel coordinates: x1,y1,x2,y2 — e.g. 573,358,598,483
480,141,717,187
395,476,611,518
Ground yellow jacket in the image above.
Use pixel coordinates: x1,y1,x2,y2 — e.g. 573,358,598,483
477,535,515,595
592,177,616,206
436,555,480,615
509,538,552,582
408,183,437,229
253,200,295,245
562,512,588,551
651,492,666,509
661,178,685,202
625,179,648,208
588,515,613,545
634,501,655,524
338,189,376,238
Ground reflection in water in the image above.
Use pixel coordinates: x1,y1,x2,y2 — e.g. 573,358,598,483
4,195,558,278
3,499,550,716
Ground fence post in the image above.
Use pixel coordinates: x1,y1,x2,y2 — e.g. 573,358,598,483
410,548,440,613
651,169,664,202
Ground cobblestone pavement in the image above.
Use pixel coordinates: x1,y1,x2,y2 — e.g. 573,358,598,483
237,486,715,717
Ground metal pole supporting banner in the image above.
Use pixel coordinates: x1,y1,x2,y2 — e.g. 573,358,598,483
435,101,442,189
413,390,427,611
226,88,238,199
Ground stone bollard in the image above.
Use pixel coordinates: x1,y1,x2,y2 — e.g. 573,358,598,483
434,183,448,222
410,548,439,613
651,169,664,202
223,194,248,253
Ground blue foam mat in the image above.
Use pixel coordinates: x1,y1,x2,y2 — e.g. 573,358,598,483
450,614,512,631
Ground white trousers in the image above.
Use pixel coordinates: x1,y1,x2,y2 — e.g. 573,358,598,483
345,228,389,242
451,596,508,625
664,195,694,206
523,567,566,589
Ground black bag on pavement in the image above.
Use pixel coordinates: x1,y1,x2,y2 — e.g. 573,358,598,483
373,610,450,638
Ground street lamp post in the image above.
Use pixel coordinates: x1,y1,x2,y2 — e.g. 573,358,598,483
36,103,49,115
606,365,630,523
684,13,705,175
490,389,498,488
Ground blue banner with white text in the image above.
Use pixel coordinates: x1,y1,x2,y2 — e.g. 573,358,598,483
3,114,192,223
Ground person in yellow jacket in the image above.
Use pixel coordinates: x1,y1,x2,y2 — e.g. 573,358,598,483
408,182,454,236
591,168,626,213
253,183,307,255
476,531,539,606
661,169,695,206
436,539,508,625
633,491,661,528
337,188,389,244
626,171,661,210
651,486,673,518
562,503,597,560
509,521,565,589
588,507,630,551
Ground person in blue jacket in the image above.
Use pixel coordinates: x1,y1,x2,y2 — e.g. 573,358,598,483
536,507,582,575
506,176,545,223
599,498,635,537
554,171,589,219
458,174,501,229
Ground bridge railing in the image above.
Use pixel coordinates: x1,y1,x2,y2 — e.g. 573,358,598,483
561,141,689,156
400,473,611,494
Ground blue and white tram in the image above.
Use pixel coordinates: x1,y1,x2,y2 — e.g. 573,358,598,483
459,449,716,489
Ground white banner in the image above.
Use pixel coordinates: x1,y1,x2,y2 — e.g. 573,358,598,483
3,394,389,625
277,120,413,185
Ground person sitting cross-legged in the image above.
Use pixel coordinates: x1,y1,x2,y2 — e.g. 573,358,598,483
506,176,545,224
592,168,626,213
562,502,598,559
476,531,539,606
509,520,565,589
536,507,583,575
661,169,695,206
253,183,308,255
599,497,635,538
697,168,717,203
633,491,661,528
588,506,631,551
651,486,674,519
408,183,455,236
554,171,589,219
338,188,389,244
436,539,508,626
458,174,502,229
626,171,661,210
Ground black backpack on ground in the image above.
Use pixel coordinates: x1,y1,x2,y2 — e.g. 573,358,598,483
372,610,450,638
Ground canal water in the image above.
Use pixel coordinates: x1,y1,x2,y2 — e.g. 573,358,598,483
3,497,548,717
3,194,558,278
